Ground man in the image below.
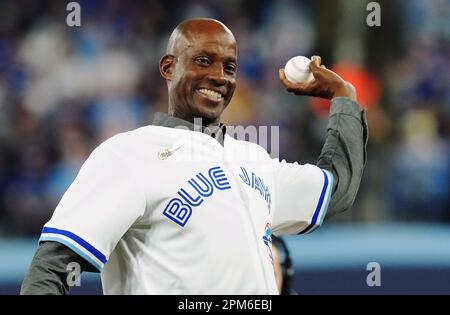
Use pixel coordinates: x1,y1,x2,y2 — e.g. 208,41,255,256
21,18,367,294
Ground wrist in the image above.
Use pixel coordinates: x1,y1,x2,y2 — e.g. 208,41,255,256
332,82,357,102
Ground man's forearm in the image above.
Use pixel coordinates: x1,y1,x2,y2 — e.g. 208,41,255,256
21,241,95,295
317,97,368,218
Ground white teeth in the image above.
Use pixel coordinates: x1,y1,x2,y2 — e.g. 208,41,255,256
198,88,223,100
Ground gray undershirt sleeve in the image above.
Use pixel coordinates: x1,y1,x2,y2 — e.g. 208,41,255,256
316,97,368,219
20,241,98,295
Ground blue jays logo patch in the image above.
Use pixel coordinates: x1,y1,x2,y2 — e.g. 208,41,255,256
262,223,273,264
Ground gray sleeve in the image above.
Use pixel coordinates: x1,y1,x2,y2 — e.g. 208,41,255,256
20,241,97,295
316,97,368,219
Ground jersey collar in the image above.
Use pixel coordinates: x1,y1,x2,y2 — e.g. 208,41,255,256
152,112,226,146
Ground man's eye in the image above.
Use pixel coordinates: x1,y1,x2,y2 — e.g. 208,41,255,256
224,64,236,74
196,57,211,65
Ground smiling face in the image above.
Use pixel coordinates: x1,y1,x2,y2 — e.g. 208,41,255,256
160,19,237,125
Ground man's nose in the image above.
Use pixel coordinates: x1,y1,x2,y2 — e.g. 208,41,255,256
207,63,227,85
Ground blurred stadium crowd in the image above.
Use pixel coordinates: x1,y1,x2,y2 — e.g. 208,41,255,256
0,0,449,236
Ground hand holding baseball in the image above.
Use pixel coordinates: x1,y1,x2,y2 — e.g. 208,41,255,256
279,55,357,102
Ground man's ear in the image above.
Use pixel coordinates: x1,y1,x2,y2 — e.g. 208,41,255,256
160,55,176,80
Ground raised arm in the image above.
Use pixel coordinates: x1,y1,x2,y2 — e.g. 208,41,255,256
279,56,368,219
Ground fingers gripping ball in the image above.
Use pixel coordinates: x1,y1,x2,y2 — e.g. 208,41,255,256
284,56,314,84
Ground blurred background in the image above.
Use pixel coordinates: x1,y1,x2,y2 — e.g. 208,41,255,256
0,0,449,294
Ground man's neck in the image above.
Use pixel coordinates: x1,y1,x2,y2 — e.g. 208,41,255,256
167,110,220,127
152,112,226,146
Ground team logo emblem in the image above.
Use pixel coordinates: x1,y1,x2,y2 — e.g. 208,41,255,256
262,223,273,264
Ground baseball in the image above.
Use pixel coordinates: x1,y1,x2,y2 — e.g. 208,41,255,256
284,56,314,84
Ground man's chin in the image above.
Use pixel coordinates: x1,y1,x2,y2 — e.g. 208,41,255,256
193,107,223,125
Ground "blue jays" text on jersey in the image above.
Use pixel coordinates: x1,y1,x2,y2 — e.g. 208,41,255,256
163,166,231,227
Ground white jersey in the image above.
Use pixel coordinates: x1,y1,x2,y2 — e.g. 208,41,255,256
39,125,333,294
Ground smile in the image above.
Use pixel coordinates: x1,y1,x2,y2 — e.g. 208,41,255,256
196,88,224,101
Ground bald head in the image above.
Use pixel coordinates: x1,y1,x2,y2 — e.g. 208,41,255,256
166,18,236,55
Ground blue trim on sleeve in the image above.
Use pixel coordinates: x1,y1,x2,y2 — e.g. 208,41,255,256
41,227,107,264
39,236,103,272
320,170,333,226
301,170,334,234
298,169,331,235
